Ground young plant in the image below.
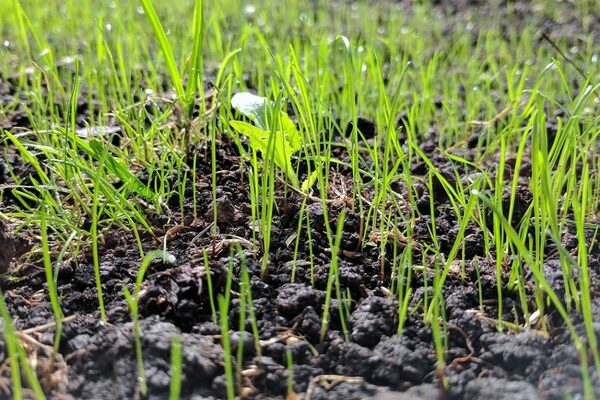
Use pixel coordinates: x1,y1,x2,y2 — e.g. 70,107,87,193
286,348,295,397
230,91,317,276
0,290,46,399
217,253,236,400
238,250,262,359
473,189,595,399
123,250,176,397
168,335,183,400
320,209,347,341
230,92,315,191
39,206,64,351
139,0,204,116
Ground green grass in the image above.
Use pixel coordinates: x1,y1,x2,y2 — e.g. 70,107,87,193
123,250,176,397
168,335,183,400
1,0,600,398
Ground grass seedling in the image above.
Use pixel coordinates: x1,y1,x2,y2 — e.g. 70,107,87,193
0,290,23,399
235,269,247,390
123,250,176,397
396,243,414,334
492,132,508,329
168,335,183,400
217,253,235,400
320,209,347,341
139,0,204,117
90,146,108,323
286,348,295,397
473,189,594,399
431,295,447,390
425,187,479,324
201,250,218,323
573,149,600,374
39,206,64,351
0,290,46,399
335,36,364,214
238,250,262,358
218,294,235,400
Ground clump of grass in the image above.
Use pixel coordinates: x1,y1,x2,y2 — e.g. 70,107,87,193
139,0,204,117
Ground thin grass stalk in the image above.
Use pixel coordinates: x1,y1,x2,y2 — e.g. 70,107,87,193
168,335,183,400
39,206,64,351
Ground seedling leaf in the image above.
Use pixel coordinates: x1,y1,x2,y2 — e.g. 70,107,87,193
230,92,303,188
229,120,299,187
231,92,302,150
72,135,155,200
231,92,270,130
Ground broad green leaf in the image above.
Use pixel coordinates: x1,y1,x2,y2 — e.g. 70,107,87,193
230,92,303,188
229,120,299,187
231,92,270,131
271,132,299,187
229,120,269,152
281,113,302,152
231,92,301,148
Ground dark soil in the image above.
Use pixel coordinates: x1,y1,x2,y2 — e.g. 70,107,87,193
1,1,600,400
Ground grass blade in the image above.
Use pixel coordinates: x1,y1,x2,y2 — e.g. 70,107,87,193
139,0,185,102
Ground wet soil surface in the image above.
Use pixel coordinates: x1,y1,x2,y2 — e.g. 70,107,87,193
2,1,600,400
